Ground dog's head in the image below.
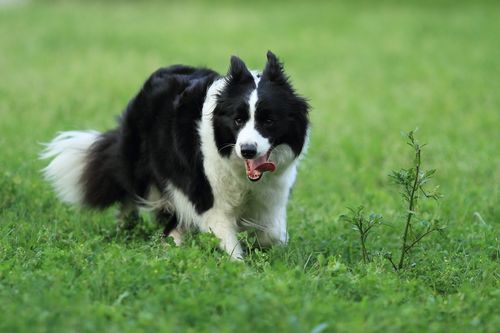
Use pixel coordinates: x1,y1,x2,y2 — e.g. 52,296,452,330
213,51,309,181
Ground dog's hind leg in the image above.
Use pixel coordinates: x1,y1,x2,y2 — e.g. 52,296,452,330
167,228,183,246
116,202,140,231
156,211,183,245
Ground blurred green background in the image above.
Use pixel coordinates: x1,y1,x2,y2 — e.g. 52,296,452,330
0,1,498,332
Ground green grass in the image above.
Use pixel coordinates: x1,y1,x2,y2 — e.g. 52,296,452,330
0,1,499,332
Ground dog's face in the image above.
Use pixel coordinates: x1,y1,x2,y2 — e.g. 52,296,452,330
213,51,309,181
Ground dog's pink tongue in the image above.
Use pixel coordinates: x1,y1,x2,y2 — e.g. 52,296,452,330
245,156,276,180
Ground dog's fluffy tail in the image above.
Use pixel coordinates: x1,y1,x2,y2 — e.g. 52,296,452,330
41,131,100,205
41,130,126,208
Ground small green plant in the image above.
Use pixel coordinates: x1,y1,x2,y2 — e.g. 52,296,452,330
340,207,382,264
344,130,444,271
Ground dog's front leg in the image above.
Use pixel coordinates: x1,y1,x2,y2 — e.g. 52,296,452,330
202,210,243,260
255,205,288,248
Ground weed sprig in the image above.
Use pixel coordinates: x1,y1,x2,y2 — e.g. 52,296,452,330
344,130,445,271
340,207,382,264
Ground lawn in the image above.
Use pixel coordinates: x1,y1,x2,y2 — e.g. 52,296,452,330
0,1,499,332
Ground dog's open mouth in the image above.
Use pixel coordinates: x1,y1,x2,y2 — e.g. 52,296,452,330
244,151,276,181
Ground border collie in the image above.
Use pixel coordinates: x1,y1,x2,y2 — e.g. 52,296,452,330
41,51,309,259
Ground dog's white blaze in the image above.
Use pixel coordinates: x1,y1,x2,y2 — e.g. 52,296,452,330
40,130,100,204
235,88,271,158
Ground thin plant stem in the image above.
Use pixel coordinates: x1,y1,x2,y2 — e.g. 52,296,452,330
359,228,368,264
397,146,420,270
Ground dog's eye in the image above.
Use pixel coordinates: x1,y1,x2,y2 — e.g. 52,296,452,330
234,118,244,126
264,118,274,127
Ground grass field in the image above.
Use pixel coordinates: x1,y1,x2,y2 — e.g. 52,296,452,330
0,1,499,332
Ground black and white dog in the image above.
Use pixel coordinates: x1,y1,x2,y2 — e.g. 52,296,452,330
42,51,309,259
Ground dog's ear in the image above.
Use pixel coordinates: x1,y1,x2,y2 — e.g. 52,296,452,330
227,55,253,84
262,50,288,85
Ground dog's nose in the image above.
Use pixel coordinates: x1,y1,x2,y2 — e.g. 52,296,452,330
240,143,257,159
